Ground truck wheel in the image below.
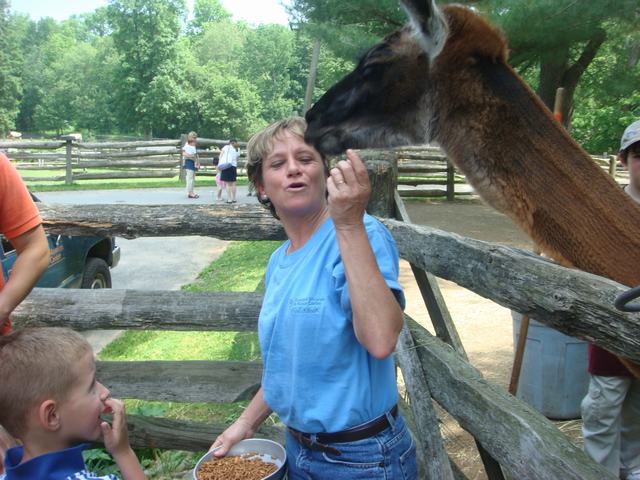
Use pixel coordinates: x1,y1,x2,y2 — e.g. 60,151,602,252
81,257,112,289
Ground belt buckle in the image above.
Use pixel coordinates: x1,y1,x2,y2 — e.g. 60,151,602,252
291,429,342,456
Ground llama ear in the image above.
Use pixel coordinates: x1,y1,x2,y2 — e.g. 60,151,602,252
400,0,448,61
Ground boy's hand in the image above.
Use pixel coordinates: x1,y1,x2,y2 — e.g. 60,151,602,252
101,397,131,457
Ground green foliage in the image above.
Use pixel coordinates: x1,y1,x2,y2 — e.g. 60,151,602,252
188,0,231,35
0,2,23,134
108,0,186,134
239,24,299,121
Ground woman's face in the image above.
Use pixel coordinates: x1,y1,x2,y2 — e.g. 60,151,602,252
258,130,326,218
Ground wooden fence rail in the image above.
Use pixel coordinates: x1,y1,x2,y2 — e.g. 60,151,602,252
0,138,248,184
1,139,627,199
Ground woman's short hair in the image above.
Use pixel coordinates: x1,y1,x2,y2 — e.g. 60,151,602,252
187,131,198,141
0,328,92,437
246,116,328,219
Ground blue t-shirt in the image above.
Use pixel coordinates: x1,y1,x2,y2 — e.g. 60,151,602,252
1,444,119,480
259,214,405,433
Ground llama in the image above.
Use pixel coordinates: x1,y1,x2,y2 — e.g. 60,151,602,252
304,0,640,376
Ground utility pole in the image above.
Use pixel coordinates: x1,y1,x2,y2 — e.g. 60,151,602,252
304,39,321,114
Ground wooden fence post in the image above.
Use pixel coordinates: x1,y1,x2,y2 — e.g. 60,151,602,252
362,150,398,217
608,153,617,179
179,134,187,183
59,136,74,185
446,159,455,201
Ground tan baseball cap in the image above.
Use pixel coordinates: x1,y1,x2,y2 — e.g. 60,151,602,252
621,120,640,151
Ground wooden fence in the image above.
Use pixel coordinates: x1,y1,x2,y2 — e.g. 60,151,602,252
0,138,627,201
0,137,247,184
12,149,638,479
395,145,630,200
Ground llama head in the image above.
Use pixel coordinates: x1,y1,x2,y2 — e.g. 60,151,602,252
305,0,507,155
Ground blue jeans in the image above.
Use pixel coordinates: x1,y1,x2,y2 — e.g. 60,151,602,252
284,411,417,479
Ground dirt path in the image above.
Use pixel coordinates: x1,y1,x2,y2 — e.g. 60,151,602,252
397,199,556,478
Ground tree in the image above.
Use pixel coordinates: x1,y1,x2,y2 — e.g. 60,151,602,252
288,0,403,60
239,24,298,122
108,0,186,137
0,1,22,135
194,20,247,70
188,0,231,36
485,0,638,127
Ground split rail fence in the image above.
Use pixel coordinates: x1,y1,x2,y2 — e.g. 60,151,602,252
0,138,627,201
12,149,639,479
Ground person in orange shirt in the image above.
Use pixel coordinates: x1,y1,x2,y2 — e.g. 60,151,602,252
0,152,50,335
0,152,50,474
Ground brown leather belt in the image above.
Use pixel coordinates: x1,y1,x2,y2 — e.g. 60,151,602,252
287,404,398,455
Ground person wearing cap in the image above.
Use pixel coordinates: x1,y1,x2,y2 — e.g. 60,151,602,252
218,139,239,203
581,119,640,480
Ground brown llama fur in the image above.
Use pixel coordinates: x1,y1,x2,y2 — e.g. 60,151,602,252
305,3,640,375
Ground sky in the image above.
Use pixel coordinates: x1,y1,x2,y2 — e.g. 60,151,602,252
10,0,291,25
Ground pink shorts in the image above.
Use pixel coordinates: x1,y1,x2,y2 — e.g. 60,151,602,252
215,173,226,188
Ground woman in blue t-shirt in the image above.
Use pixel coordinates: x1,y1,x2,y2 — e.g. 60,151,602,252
209,116,417,479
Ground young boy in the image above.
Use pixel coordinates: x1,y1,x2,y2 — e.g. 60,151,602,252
581,119,640,480
182,131,200,199
0,328,145,480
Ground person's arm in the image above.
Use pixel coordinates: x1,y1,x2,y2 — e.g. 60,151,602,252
327,149,404,359
101,398,146,480
0,225,49,330
209,387,272,456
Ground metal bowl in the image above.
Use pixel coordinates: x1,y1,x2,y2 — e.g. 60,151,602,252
193,438,287,480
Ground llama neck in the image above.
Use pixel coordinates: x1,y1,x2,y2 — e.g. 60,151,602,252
435,60,640,287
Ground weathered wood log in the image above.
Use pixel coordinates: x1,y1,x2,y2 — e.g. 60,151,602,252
77,159,180,169
0,141,66,149
80,149,180,158
23,172,178,182
398,189,473,197
13,163,67,170
97,360,261,403
8,153,67,160
398,152,447,161
382,219,640,362
78,140,179,149
404,316,615,480
39,203,285,240
13,289,263,331
398,166,449,174
396,326,454,480
122,414,284,452
401,179,452,186
72,171,177,180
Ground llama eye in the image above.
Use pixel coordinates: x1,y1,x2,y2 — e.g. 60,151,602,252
362,64,380,79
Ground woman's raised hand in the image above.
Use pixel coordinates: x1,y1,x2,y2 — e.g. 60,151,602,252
327,149,371,230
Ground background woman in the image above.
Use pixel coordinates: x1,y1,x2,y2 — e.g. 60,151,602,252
218,139,239,203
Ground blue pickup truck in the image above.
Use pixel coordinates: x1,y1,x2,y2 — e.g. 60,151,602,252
0,195,120,289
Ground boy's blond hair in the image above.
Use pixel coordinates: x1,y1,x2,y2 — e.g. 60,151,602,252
187,131,198,142
246,116,328,219
0,327,92,437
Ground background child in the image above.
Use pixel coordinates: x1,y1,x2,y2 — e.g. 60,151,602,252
182,131,200,199
0,327,145,480
214,170,226,201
